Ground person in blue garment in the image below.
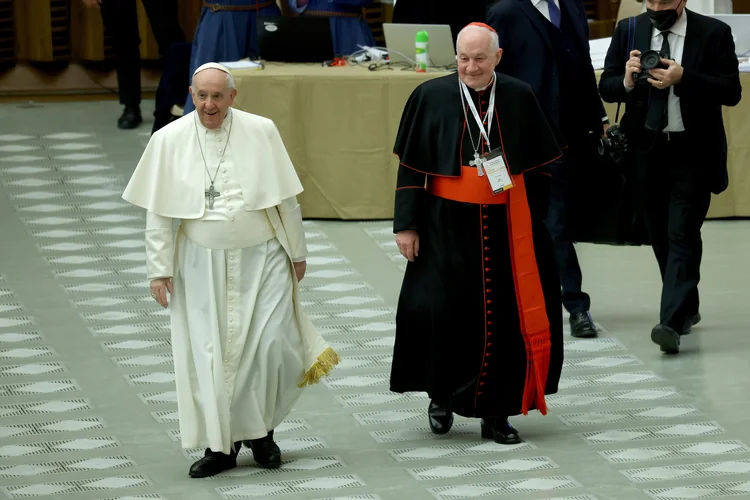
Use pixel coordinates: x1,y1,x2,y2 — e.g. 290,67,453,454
286,0,376,56
184,0,282,113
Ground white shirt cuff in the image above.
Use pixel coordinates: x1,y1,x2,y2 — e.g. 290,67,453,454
145,212,174,279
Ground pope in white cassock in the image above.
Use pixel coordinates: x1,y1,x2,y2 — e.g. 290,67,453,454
122,62,339,478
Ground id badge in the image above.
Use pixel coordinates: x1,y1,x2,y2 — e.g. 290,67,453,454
482,148,514,194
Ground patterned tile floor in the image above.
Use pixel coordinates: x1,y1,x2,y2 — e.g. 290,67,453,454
0,100,749,500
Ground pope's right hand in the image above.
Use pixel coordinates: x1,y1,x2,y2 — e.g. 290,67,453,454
396,230,420,262
150,278,173,309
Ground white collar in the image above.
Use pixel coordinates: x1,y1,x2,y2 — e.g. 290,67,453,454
195,107,233,133
652,9,688,38
469,73,496,92
532,0,555,7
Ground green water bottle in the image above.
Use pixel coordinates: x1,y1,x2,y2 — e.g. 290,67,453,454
415,30,429,72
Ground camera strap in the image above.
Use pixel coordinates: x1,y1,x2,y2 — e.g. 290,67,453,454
627,16,636,53
615,16,638,123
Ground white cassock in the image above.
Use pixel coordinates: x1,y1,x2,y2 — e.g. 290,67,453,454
122,108,338,455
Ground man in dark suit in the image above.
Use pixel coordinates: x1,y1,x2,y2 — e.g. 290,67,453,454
487,0,606,338
599,1,741,354
82,0,185,130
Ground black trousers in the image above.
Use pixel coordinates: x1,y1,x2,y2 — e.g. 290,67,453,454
151,41,192,134
545,132,592,315
638,131,711,331
99,0,185,108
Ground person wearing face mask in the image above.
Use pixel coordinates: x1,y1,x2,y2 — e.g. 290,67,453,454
487,0,610,340
389,23,565,444
599,0,741,354
122,63,339,478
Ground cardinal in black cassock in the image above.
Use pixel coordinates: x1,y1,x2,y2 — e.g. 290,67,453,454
389,22,564,443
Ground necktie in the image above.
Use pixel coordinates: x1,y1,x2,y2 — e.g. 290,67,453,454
645,31,671,132
546,0,561,29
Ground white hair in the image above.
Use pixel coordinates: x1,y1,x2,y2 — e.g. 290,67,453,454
191,71,235,90
456,25,500,53
225,72,236,89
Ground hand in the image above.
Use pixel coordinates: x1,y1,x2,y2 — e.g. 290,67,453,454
601,123,610,139
624,49,642,88
150,278,173,309
293,261,306,281
396,230,420,262
648,58,684,89
81,0,101,6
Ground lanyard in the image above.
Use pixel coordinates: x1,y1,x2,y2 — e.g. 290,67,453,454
459,75,497,151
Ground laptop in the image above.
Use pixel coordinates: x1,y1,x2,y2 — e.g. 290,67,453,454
382,23,457,68
257,16,335,63
708,14,750,56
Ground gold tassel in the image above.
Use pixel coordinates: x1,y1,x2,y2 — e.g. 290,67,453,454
298,347,340,388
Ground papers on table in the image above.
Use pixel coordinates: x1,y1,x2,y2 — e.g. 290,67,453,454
589,37,612,70
216,45,750,72
219,59,263,70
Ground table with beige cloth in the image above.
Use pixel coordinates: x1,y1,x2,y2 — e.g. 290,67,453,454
232,64,750,220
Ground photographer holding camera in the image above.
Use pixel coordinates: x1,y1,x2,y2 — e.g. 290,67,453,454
599,0,741,354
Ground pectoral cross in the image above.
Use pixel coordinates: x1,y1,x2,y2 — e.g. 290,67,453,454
205,183,220,210
470,152,484,176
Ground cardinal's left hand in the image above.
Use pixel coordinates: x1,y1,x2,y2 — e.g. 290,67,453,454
648,58,684,89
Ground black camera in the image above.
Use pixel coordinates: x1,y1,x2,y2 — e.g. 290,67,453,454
633,49,667,85
598,124,629,165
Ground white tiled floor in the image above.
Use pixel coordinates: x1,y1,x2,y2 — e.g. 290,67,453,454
0,100,749,500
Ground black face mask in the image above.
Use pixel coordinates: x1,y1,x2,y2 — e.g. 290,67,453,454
647,6,680,31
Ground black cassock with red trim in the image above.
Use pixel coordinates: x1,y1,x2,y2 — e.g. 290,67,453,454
389,72,565,418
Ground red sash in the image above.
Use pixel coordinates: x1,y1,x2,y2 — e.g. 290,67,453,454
426,167,551,415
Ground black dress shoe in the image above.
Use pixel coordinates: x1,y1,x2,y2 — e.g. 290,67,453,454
428,400,454,435
189,445,239,478
117,106,142,129
480,418,522,444
570,312,597,338
243,432,281,469
651,324,681,354
681,313,701,336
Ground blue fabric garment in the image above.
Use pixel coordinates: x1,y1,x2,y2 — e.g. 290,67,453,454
184,0,282,113
545,0,562,29
286,0,376,57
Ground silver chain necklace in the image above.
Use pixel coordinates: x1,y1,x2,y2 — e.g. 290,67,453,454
461,93,482,158
460,75,496,174
459,75,495,160
194,111,233,209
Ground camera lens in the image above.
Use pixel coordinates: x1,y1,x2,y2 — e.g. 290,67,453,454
640,50,661,70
